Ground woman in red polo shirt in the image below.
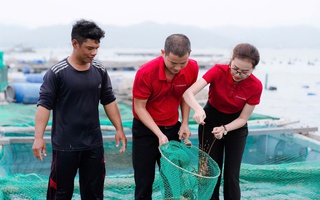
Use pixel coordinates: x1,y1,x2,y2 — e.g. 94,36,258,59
183,43,262,200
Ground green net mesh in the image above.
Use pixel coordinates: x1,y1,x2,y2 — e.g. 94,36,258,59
0,52,8,92
0,102,278,129
1,102,320,199
1,133,320,199
158,141,220,200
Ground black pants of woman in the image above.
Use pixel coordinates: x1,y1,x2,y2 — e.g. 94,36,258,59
199,102,248,200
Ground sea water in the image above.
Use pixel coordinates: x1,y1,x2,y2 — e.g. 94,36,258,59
252,48,320,130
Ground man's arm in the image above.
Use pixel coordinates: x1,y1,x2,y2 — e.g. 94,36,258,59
134,98,168,145
180,98,191,128
32,105,50,161
179,98,192,145
103,101,127,153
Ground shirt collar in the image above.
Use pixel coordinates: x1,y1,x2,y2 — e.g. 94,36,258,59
159,57,167,81
227,67,234,85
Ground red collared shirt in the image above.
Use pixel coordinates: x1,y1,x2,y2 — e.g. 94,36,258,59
203,64,262,114
132,56,199,126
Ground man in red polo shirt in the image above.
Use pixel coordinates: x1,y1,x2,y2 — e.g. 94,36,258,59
131,34,199,199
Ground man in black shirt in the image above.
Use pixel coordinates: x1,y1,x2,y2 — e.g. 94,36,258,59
32,19,127,200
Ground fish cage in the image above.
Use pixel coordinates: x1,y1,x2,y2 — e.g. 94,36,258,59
1,102,320,199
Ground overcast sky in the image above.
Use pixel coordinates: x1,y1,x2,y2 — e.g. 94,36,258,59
1,0,320,29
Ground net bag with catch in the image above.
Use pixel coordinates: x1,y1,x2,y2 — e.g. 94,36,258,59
158,140,220,200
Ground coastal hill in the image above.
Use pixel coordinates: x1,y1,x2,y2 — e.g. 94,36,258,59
0,22,320,49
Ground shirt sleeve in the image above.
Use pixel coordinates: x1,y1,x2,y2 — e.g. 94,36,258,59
188,59,199,85
202,64,220,84
37,69,58,110
100,69,116,105
247,79,263,105
132,69,152,100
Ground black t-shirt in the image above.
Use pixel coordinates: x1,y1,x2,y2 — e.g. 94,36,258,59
38,58,116,151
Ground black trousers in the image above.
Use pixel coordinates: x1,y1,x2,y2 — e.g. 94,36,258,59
199,102,248,200
132,118,181,200
47,145,105,200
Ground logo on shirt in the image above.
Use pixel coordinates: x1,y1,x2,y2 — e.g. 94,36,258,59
235,95,246,101
175,84,187,87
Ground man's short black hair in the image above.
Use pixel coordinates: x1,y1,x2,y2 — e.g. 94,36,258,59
71,19,105,45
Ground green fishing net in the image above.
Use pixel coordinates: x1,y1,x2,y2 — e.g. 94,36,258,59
158,141,220,200
1,103,320,199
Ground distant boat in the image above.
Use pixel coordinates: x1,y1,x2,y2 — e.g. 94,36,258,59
307,92,316,96
268,86,277,91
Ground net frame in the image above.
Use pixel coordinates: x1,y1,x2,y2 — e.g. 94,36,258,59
158,141,220,200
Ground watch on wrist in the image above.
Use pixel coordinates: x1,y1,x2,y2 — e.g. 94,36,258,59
223,125,228,135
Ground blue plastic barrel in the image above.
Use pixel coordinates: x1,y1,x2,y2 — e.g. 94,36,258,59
4,83,41,104
25,73,44,83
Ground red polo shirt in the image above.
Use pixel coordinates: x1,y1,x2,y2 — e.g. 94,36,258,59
132,56,199,126
203,64,262,114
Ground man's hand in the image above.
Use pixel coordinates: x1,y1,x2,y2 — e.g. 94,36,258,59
179,124,192,146
32,138,47,161
115,130,127,153
158,134,169,146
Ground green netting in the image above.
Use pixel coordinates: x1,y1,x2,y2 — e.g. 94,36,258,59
248,112,279,120
0,173,166,200
0,52,8,92
240,134,320,199
0,102,278,129
0,103,134,128
1,102,320,199
0,141,164,199
1,135,320,199
158,141,220,200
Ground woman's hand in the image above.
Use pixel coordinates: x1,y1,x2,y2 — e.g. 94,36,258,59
193,109,206,125
212,126,225,140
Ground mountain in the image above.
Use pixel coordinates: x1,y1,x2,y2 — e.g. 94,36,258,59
0,22,320,49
